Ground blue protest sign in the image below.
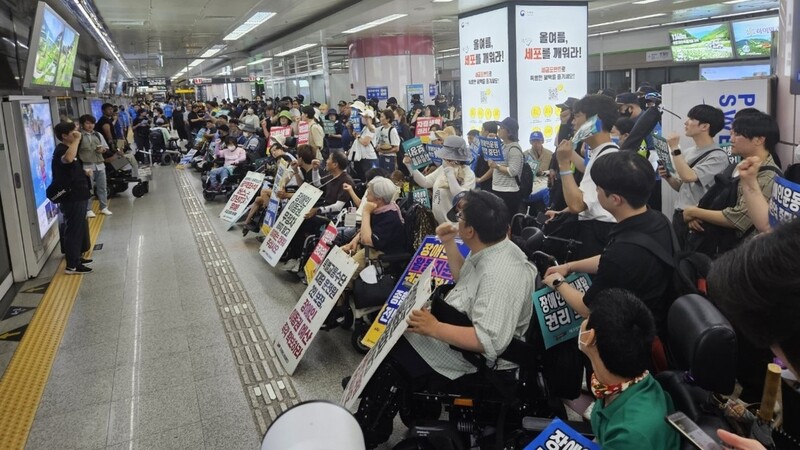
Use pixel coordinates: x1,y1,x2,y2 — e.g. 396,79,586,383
349,108,362,133
532,273,591,349
769,176,800,228
479,136,504,162
427,143,443,166
429,83,437,97
366,86,389,101
524,418,599,450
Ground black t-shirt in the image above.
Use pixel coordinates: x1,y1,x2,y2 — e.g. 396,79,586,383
52,143,91,202
370,209,407,254
188,111,203,132
322,172,355,206
583,209,674,335
96,115,118,140
133,117,150,138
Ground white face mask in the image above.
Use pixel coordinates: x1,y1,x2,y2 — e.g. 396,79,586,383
577,329,591,351
429,131,438,141
227,145,235,150
248,109,254,115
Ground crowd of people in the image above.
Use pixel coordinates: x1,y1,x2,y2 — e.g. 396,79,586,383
49,86,800,449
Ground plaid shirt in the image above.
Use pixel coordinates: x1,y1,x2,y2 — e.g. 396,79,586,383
722,155,779,234
406,239,536,379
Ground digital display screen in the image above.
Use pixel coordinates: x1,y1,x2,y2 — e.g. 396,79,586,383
700,63,771,80
96,59,111,95
732,16,778,58
670,23,734,62
90,98,103,120
25,2,80,88
21,101,58,238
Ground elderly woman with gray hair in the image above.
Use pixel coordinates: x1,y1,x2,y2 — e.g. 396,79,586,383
341,176,408,274
403,135,476,224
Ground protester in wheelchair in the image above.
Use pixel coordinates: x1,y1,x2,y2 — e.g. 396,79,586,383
351,190,536,448
580,288,680,449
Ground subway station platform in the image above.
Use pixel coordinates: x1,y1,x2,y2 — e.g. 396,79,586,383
0,165,383,449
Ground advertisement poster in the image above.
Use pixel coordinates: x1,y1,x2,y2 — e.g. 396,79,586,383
524,418,599,450
362,236,470,348
515,4,587,143
403,137,431,170
460,6,510,133
275,246,358,375
21,102,58,238
297,121,309,146
259,182,323,266
219,171,265,228
669,24,734,62
732,17,778,58
768,176,800,228
54,27,79,88
532,273,591,349
90,99,103,122
479,136,504,162
96,59,111,95
342,265,434,409
303,223,338,282
30,5,80,88
261,160,290,235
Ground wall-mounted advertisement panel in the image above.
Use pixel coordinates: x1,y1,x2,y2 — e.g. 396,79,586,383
515,4,587,142
23,1,81,89
459,6,510,133
20,101,57,239
96,59,111,95
670,23,734,62
732,16,778,58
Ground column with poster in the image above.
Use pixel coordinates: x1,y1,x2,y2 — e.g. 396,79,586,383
515,4,588,145
259,182,323,266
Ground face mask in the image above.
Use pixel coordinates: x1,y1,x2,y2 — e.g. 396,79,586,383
227,145,235,150
248,109,254,115
577,329,591,351
429,131,438,141
619,107,633,118
571,115,602,149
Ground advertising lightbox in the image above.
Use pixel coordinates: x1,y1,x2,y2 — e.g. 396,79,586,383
732,16,778,58
515,4,587,142
459,7,510,133
20,101,58,238
670,23,734,62
96,59,111,95
23,1,81,89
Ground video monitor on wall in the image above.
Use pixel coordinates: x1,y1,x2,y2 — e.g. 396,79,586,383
732,16,778,58
20,101,58,238
23,1,80,88
669,23,734,62
96,59,111,95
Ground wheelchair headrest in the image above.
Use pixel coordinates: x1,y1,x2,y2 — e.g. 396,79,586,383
667,294,737,395
522,227,544,253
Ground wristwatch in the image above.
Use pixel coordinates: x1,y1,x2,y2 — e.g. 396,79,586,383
671,148,682,156
552,277,566,289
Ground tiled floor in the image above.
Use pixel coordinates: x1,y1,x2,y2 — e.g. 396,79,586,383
7,164,390,450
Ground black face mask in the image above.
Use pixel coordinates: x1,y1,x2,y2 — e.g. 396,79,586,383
619,107,633,118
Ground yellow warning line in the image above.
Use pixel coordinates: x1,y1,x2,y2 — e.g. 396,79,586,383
0,200,107,449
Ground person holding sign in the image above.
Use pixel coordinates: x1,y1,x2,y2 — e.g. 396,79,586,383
477,117,525,220
375,110,402,173
302,105,325,160
578,289,680,450
403,135,475,224
524,131,553,178
658,105,728,248
348,109,378,181
351,190,535,448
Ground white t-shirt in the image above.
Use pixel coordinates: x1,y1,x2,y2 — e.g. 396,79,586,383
578,142,618,223
348,127,377,161
376,125,401,150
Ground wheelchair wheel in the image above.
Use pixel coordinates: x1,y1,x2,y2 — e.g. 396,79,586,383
132,183,146,198
203,191,216,201
161,154,173,165
351,321,370,354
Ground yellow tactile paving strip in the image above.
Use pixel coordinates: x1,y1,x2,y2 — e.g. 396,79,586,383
0,200,106,450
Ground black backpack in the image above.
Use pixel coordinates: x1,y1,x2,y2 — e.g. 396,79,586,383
687,163,783,258
507,144,533,199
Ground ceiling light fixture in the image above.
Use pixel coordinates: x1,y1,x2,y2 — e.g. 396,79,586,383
589,13,666,28
188,58,205,67
233,65,247,71
274,44,317,57
342,14,408,34
247,57,272,65
436,54,458,59
224,12,277,41
711,8,773,19
632,0,659,4
722,0,749,4
438,47,459,53
201,44,226,58
71,0,134,78
432,0,454,3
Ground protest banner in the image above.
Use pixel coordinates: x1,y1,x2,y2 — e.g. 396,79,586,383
412,188,431,209
524,418,600,450
297,121,309,146
177,149,198,168
259,182,323,266
403,137,431,170
342,264,434,409
303,223,339,282
415,117,442,143
361,236,470,348
322,119,336,135
479,136,504,162
525,154,541,176
769,176,800,228
261,160,289,235
427,143,443,166
652,135,675,176
532,273,592,349
269,126,292,139
219,171,265,229
349,108,362,134
275,246,358,375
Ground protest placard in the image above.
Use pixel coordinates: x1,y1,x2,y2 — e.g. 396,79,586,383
342,264,434,409
652,135,675,176
349,108,362,134
427,143,443,166
361,236,470,348
219,171,265,229
479,136,504,162
769,176,800,228
415,117,442,143
403,137,431,170
412,188,431,209
524,418,599,450
270,126,292,139
322,119,336,135
259,182,323,266
297,121,309,146
177,149,197,168
261,160,289,235
532,273,592,349
525,154,541,176
303,223,339,282
275,246,358,375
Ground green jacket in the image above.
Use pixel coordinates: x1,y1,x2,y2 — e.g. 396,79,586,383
591,374,681,450
77,130,107,166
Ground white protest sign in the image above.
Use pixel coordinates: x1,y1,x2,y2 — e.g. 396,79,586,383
341,264,434,409
177,149,198,167
219,171,265,229
259,182,323,266
261,160,289,235
275,246,358,375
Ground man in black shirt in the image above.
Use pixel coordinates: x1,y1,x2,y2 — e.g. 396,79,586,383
52,122,93,274
187,104,204,134
96,103,118,151
543,151,674,336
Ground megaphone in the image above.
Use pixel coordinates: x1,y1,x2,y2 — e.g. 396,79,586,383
261,401,366,450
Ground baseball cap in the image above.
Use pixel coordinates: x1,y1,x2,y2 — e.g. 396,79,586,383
529,131,544,142
556,97,579,110
446,191,469,223
615,92,639,105
499,117,519,136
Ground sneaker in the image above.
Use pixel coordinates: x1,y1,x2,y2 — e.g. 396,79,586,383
80,258,93,266
86,210,96,218
282,258,300,273
65,264,92,274
100,208,113,215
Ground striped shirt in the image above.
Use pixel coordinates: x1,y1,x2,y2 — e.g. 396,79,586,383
492,141,524,192
406,239,536,379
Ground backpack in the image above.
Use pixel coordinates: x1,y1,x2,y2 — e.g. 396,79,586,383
399,199,437,251
687,163,783,258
